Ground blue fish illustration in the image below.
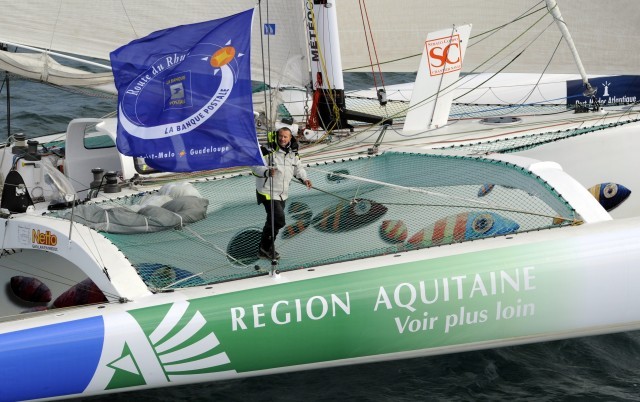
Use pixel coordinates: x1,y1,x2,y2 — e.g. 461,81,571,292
407,211,519,248
588,182,631,211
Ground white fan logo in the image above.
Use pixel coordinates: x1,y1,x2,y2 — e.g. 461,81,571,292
86,300,235,392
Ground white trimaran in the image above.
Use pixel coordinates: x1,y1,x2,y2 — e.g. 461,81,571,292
0,1,640,400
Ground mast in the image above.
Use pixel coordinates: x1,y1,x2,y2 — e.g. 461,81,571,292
306,0,390,131
545,0,598,104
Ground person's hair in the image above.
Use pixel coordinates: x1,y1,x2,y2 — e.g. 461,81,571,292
274,126,298,151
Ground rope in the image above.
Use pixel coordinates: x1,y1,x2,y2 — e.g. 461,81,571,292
48,1,64,52
308,166,491,206
165,226,265,287
0,256,122,301
381,201,579,223
450,16,555,103
515,35,564,105
358,0,385,90
343,2,547,72
318,7,557,138
469,2,546,47
304,167,579,227
358,1,377,88
119,0,139,38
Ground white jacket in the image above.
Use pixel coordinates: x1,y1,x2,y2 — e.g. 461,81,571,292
252,144,308,201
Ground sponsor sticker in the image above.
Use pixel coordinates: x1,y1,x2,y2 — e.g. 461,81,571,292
426,34,462,76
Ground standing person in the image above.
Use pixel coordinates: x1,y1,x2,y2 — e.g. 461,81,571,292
252,127,312,259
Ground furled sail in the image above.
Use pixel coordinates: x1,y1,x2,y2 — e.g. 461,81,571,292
0,51,115,91
0,0,309,89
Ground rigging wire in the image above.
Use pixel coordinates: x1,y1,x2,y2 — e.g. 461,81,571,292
309,166,490,206
364,7,554,130
67,219,109,278
309,3,556,146
358,0,385,91
449,19,557,105
511,35,564,105
156,221,270,283
48,0,64,53
119,0,140,38
468,2,546,47
0,256,122,301
343,2,547,72
2,9,639,308
307,166,576,222
301,108,640,163
455,9,552,90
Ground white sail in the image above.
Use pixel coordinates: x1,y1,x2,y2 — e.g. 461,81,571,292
4,1,636,87
0,0,309,88
336,0,640,75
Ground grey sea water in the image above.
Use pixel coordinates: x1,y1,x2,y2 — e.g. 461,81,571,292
3,73,640,401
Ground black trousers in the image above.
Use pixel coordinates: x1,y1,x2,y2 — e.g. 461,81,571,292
257,193,286,251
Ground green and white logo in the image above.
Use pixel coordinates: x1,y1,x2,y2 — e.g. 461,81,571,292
87,300,235,392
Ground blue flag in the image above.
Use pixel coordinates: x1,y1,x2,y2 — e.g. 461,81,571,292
110,8,265,172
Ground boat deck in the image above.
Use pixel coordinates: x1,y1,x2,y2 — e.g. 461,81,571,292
47,150,577,289
31,103,640,291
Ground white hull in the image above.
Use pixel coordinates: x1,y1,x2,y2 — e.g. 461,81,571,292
1,1,640,400
2,213,640,400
